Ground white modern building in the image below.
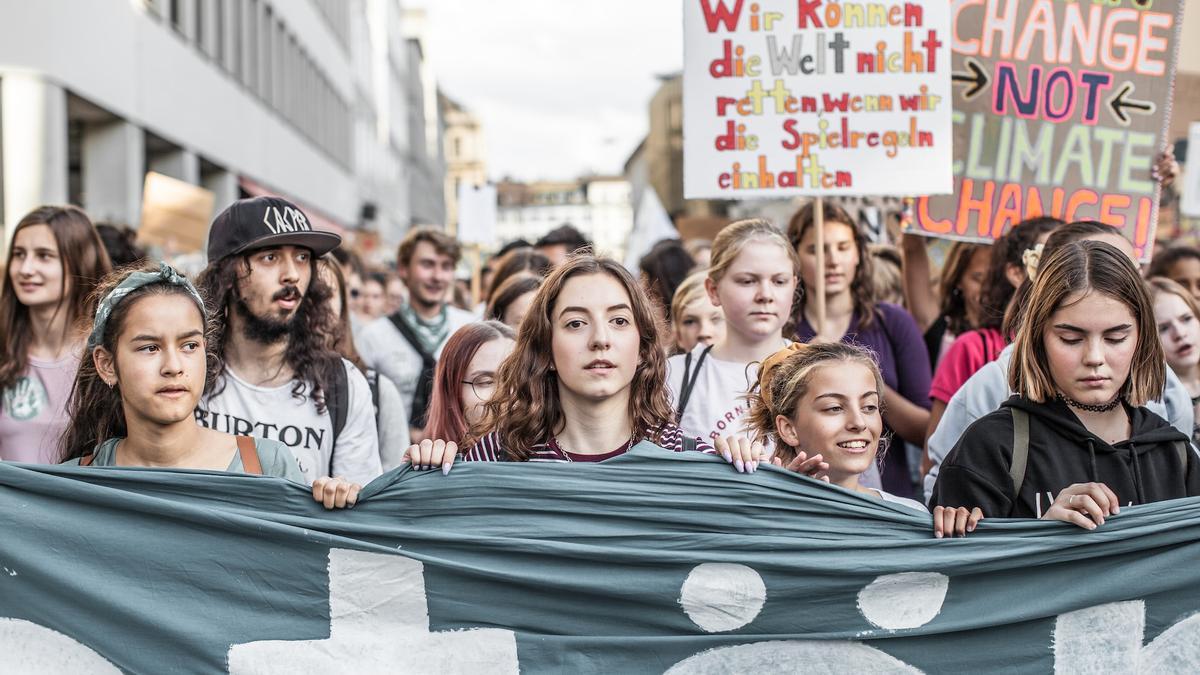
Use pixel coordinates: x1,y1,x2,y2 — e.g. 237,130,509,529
0,0,444,255
496,177,634,260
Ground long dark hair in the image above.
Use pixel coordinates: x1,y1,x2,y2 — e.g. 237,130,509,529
979,216,1063,331
466,255,675,460
317,255,365,371
196,253,340,413
937,241,987,335
638,238,696,320
787,201,877,329
59,264,219,461
0,206,112,394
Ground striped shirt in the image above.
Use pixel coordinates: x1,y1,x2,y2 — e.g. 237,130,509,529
462,424,713,462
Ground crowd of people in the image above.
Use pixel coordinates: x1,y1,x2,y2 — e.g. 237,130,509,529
2,159,1199,535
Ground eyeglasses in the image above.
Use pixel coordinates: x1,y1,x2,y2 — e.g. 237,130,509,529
461,376,497,400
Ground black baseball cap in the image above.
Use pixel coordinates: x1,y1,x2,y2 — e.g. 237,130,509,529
206,196,342,263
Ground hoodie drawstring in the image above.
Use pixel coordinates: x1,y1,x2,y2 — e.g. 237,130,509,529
1130,442,1146,504
1086,439,1098,484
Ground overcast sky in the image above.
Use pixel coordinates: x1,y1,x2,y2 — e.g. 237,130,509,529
415,0,683,182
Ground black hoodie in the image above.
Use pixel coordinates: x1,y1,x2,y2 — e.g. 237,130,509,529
931,396,1200,518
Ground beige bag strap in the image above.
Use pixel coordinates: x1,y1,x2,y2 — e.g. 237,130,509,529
1009,407,1030,500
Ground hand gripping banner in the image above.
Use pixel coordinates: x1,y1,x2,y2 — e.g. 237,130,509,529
3,443,1200,673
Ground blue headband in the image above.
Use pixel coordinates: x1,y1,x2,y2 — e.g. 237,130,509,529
87,263,207,349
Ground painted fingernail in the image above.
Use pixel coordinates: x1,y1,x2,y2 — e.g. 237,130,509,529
935,531,943,539
734,459,744,473
722,451,732,463
442,463,452,476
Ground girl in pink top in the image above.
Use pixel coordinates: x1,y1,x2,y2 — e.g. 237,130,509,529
0,206,111,463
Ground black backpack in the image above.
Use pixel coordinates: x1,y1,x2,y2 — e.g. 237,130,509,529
325,360,350,476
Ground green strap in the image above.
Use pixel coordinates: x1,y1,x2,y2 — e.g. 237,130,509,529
1177,440,1189,468
1009,407,1030,501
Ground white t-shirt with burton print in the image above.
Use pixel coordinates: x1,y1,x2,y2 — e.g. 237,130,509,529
195,359,382,486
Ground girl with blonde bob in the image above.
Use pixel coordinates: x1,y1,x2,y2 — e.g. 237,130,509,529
932,241,1200,528
749,342,981,537
406,255,717,469
670,271,724,354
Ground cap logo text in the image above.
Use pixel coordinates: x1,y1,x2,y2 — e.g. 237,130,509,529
263,206,312,234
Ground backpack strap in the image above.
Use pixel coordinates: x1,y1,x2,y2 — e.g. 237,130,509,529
237,436,263,476
1009,407,1031,501
326,361,350,477
370,370,382,431
387,312,438,427
1176,440,1190,468
79,453,95,467
676,345,713,420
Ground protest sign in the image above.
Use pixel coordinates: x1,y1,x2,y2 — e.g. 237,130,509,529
137,172,215,255
683,0,954,198
4,445,1200,673
910,0,1184,261
456,183,498,246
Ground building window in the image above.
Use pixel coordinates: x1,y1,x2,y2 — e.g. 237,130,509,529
195,0,204,49
170,0,184,34
213,0,224,63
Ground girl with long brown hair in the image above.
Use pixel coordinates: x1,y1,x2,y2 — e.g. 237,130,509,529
317,256,410,471
0,205,111,463
404,255,715,471
61,263,360,509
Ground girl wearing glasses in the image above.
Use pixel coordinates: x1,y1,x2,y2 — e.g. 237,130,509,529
423,321,517,445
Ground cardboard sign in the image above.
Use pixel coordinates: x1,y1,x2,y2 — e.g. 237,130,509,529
683,0,954,198
911,0,1184,261
138,172,215,255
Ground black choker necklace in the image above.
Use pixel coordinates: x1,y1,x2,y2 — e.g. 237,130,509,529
1057,392,1122,413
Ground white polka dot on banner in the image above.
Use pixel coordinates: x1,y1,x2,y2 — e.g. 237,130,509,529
857,572,949,630
679,563,767,633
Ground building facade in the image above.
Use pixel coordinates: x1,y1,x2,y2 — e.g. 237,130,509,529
496,178,633,260
0,0,444,254
441,93,487,235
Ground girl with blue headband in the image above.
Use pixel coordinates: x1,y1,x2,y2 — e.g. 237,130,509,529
58,263,361,509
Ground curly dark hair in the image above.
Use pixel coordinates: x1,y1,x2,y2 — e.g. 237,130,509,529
979,216,1063,331
196,253,342,413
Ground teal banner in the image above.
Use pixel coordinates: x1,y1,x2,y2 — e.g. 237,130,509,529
3,443,1200,673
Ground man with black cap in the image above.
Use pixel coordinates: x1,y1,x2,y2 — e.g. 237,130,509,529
194,196,382,486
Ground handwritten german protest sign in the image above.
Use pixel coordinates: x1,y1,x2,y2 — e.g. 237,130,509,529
683,0,954,198
911,0,1184,260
